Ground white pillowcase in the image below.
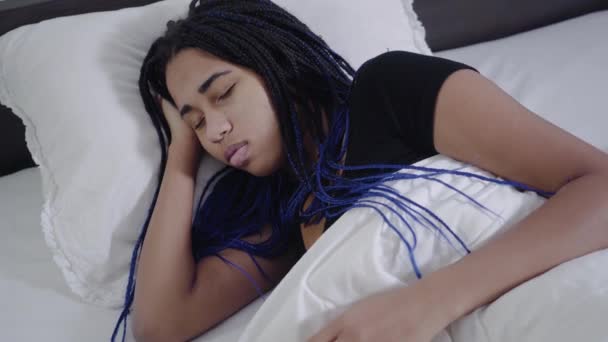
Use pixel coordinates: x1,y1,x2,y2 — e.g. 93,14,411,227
237,155,547,341
238,155,608,342
0,0,431,307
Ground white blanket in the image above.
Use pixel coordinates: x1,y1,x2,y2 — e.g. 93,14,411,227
237,155,608,341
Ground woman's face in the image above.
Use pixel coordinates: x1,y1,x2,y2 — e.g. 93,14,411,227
165,48,286,177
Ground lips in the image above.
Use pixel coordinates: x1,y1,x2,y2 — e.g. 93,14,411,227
224,141,248,163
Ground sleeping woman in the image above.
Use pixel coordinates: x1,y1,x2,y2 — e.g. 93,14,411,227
112,0,608,341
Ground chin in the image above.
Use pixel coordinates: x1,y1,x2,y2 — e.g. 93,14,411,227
246,159,282,177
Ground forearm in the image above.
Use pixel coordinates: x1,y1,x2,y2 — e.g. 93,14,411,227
428,171,608,323
134,146,199,326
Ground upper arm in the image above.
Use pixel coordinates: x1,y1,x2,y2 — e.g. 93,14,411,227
433,69,608,193
175,224,299,341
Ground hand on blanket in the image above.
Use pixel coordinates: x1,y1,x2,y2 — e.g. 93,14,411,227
308,280,453,342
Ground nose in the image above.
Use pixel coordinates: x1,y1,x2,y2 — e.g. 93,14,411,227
207,113,233,143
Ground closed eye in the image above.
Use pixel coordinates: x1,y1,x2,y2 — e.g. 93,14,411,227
219,84,235,101
194,117,205,129
192,83,235,129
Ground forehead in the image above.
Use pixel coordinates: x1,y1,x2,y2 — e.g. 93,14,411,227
165,48,232,99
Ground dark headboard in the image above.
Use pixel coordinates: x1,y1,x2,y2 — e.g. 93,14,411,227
2,0,608,176
415,0,608,52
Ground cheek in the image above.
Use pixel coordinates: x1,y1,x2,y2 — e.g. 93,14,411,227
194,134,222,159
236,92,280,143
248,109,285,171
256,111,282,148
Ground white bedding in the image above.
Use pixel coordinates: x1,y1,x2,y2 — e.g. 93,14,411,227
2,9,608,342
0,168,262,341
237,156,608,342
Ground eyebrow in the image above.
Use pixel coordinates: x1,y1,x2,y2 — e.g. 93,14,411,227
179,70,232,117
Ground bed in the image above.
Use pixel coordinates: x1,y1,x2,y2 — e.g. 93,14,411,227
1,0,607,341
0,165,259,340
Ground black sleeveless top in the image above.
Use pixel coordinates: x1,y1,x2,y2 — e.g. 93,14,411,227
296,50,477,251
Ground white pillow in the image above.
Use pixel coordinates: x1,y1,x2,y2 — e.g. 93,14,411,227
238,155,608,342
0,0,431,307
237,155,547,341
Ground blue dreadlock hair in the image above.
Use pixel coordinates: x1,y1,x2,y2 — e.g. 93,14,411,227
112,0,553,340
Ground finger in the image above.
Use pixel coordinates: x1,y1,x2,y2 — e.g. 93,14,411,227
308,321,342,342
153,93,162,106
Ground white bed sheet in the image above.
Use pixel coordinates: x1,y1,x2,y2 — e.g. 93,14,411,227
0,168,262,341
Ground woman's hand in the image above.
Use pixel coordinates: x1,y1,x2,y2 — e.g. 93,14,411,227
308,279,455,342
157,96,202,162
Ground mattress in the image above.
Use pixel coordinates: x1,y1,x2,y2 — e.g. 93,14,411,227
1,9,607,342
0,167,263,341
